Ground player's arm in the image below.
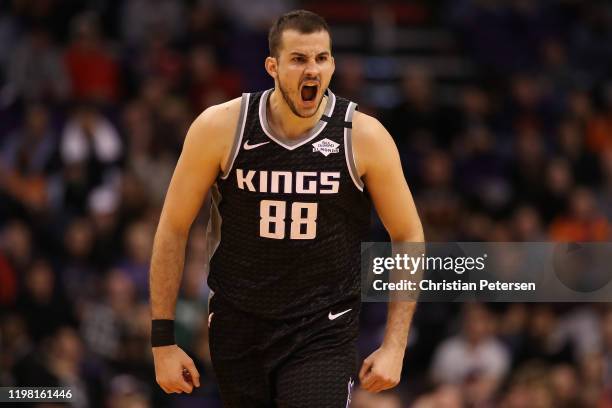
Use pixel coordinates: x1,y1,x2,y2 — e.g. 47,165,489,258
150,99,240,394
352,111,424,393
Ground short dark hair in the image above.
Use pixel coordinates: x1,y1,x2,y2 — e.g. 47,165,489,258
268,10,331,57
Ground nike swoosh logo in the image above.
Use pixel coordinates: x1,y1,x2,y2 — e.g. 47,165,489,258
243,140,270,150
328,308,352,320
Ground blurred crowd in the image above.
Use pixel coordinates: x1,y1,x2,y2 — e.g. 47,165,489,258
0,0,612,407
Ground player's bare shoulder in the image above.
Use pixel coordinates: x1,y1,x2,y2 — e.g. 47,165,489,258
351,110,399,178
184,96,243,172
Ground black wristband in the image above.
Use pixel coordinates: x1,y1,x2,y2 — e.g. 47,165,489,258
151,319,175,347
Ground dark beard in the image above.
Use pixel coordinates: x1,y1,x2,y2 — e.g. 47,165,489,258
277,79,324,118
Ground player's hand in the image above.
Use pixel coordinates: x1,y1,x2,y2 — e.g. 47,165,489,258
152,344,201,393
359,345,404,392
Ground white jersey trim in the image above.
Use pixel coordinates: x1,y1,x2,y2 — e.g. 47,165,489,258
343,102,364,191
345,377,354,408
258,88,337,151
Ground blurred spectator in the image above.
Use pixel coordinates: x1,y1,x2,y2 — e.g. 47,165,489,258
0,252,17,307
538,158,574,223
3,26,69,104
129,27,184,93
550,364,580,407
459,85,493,132
386,66,455,152
44,327,91,407
498,304,529,358
17,259,76,342
88,186,122,269
155,97,192,155
540,38,574,94
457,125,510,215
106,374,151,408
81,269,136,361
557,306,603,362
586,86,612,153
175,261,208,349
120,0,185,46
557,118,601,187
186,2,229,50
0,220,33,274
513,305,574,366
0,104,56,215
499,362,555,408
510,205,545,241
0,313,30,384
351,388,402,408
1,103,57,174
431,303,510,403
599,149,612,219
334,56,367,108
0,11,20,78
412,384,463,408
600,308,612,393
64,13,120,104
459,211,493,241
116,220,154,299
509,127,547,209
187,46,241,112
416,150,462,241
549,188,610,241
122,100,173,207
219,0,296,30
59,103,122,214
579,352,605,406
61,217,97,301
506,73,554,133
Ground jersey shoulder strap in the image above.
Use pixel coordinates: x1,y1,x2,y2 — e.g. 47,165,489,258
327,96,363,192
220,92,251,180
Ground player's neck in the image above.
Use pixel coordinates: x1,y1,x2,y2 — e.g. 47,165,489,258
267,89,326,139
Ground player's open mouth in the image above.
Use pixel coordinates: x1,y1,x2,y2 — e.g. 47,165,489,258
300,84,319,103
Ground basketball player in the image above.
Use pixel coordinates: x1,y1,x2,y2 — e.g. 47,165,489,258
150,10,423,407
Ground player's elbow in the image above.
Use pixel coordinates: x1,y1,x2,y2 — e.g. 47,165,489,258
389,223,424,242
156,215,191,242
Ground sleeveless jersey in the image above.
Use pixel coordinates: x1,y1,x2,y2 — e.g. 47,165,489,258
206,88,371,319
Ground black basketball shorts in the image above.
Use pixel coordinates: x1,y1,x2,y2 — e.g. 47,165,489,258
208,294,359,408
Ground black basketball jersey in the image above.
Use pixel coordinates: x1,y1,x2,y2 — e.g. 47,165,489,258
206,88,371,319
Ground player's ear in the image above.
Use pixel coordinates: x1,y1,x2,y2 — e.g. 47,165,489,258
265,56,278,79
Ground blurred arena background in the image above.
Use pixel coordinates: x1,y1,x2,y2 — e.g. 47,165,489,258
1,0,612,407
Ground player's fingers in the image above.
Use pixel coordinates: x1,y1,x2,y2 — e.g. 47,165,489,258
165,377,192,394
177,379,193,393
363,377,383,392
164,385,181,394
380,376,399,391
373,379,392,393
360,369,377,389
184,360,201,387
170,383,185,394
158,378,177,394
359,358,373,382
